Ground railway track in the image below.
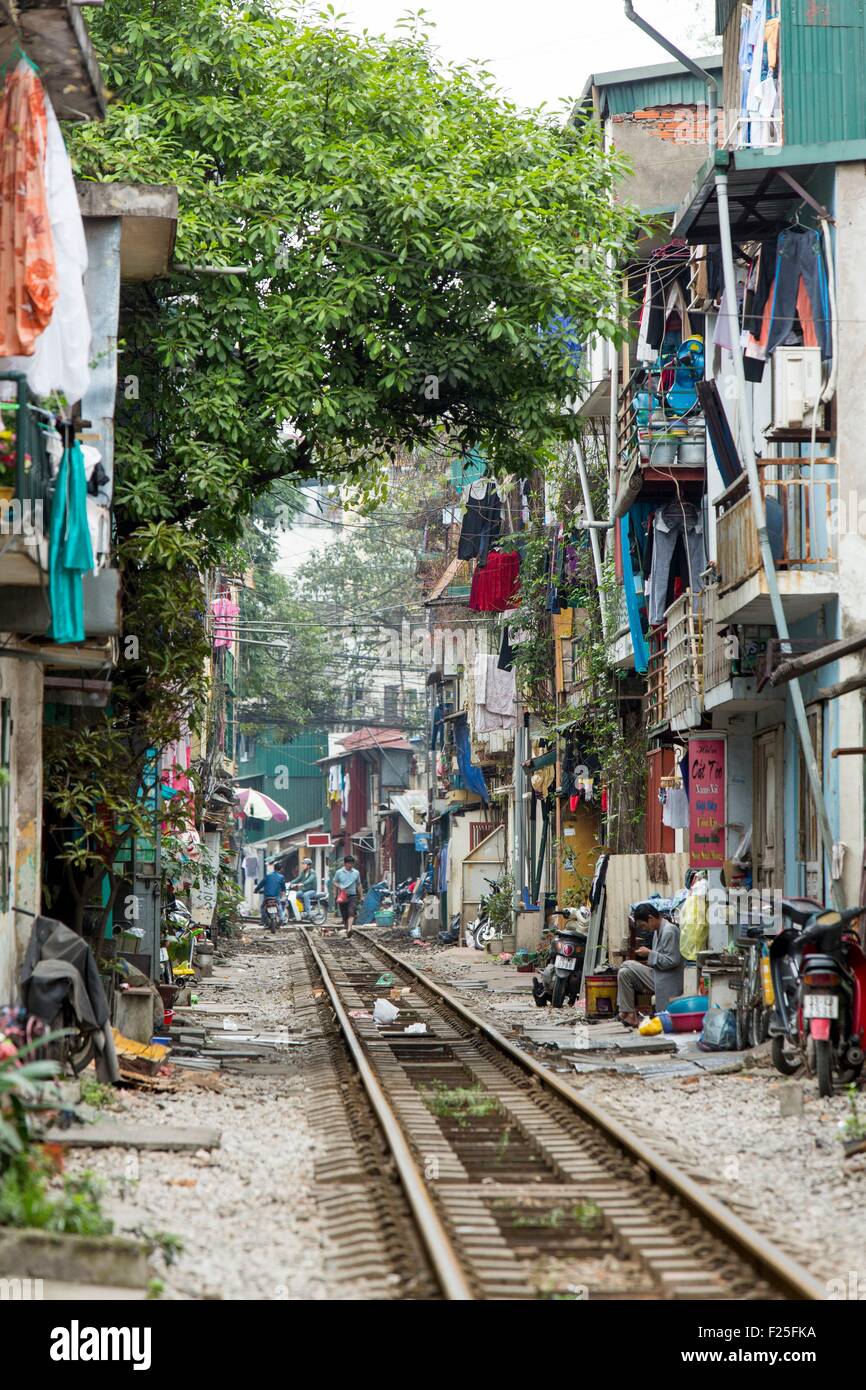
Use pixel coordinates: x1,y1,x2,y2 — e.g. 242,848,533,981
298,925,827,1302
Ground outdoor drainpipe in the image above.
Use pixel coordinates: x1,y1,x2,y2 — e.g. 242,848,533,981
622,2,843,906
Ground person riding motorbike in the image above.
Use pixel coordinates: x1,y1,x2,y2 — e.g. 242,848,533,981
255,863,287,926
287,859,318,919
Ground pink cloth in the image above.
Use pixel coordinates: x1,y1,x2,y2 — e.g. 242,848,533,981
212,595,239,649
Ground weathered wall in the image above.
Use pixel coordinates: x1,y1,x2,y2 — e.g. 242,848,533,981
609,105,712,211
0,653,43,1004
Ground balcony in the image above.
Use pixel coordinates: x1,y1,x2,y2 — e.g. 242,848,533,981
615,366,706,501
714,458,837,625
0,374,53,586
702,586,779,714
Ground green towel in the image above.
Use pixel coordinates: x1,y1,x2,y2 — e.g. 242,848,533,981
48,441,95,644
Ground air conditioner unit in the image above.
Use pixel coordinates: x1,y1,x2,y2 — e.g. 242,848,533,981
771,346,822,429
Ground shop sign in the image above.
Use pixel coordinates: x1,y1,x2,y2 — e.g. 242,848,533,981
688,735,726,868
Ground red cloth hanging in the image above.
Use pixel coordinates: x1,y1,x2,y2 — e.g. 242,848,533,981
468,550,520,612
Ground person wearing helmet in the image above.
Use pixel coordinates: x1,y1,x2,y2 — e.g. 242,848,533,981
289,858,319,916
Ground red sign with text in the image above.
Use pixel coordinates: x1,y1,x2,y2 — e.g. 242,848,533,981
688,735,726,869
306,833,332,847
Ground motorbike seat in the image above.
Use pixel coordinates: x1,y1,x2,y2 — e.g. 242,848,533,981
781,898,823,927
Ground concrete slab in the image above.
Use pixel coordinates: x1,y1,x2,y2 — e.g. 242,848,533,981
47,1124,221,1151
520,1026,677,1055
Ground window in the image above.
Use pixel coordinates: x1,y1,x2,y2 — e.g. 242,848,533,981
0,700,9,911
383,685,399,723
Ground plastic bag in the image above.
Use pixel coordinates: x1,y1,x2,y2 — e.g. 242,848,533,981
678,883,709,962
699,1007,737,1051
372,998,399,1025
638,1015,663,1036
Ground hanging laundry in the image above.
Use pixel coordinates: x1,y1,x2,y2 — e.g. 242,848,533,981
468,549,519,612
765,227,831,364
0,60,57,356
47,440,94,644
636,242,691,363
497,623,515,672
211,594,239,648
662,787,690,830
646,499,706,627
0,90,90,399
473,652,517,733
457,479,501,566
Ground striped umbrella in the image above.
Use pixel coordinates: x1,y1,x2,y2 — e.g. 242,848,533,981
234,787,290,822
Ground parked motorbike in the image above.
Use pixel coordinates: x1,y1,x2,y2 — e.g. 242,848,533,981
533,907,589,1008
393,877,419,925
285,890,329,926
465,877,503,950
769,898,866,1096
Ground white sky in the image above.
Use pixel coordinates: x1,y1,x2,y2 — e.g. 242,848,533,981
328,0,717,112
278,0,716,575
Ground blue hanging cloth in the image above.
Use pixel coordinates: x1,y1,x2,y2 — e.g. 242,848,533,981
48,440,95,644
453,714,489,805
620,513,649,674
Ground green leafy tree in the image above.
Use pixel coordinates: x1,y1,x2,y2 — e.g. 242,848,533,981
47,0,641,926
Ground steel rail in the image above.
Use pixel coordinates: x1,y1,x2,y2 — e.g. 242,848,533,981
299,927,474,1301
357,930,827,1302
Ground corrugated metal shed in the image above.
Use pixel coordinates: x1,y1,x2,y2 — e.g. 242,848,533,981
583,56,722,118
236,730,327,838
782,0,866,146
716,0,739,36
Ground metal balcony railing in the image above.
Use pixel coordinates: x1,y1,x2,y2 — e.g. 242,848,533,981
715,457,836,594
0,373,54,529
645,625,669,730
665,591,702,723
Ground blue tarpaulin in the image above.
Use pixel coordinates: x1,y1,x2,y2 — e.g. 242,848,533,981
453,714,489,804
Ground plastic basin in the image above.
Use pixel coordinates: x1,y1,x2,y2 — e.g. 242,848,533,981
667,994,708,1015
669,1011,706,1033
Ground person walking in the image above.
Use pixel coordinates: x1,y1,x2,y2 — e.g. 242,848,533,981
332,855,361,935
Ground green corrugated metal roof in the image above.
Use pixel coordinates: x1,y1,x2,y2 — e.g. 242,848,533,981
236,730,327,837
716,0,738,36
782,0,866,146
581,55,722,118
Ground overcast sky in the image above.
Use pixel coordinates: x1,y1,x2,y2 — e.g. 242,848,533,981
323,0,717,112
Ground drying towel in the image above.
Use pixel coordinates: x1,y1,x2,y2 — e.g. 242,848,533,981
48,441,94,644
0,61,56,356
469,550,520,612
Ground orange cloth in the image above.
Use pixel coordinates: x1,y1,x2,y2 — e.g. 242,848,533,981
0,61,56,356
765,17,780,71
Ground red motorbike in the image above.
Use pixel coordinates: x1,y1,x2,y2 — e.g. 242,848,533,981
770,901,866,1096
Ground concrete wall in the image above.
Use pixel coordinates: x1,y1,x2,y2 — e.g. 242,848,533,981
0,654,43,1004
609,105,712,212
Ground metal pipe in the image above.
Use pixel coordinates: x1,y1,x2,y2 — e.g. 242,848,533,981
715,170,843,909
623,1,718,151
514,701,526,914
572,440,606,584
